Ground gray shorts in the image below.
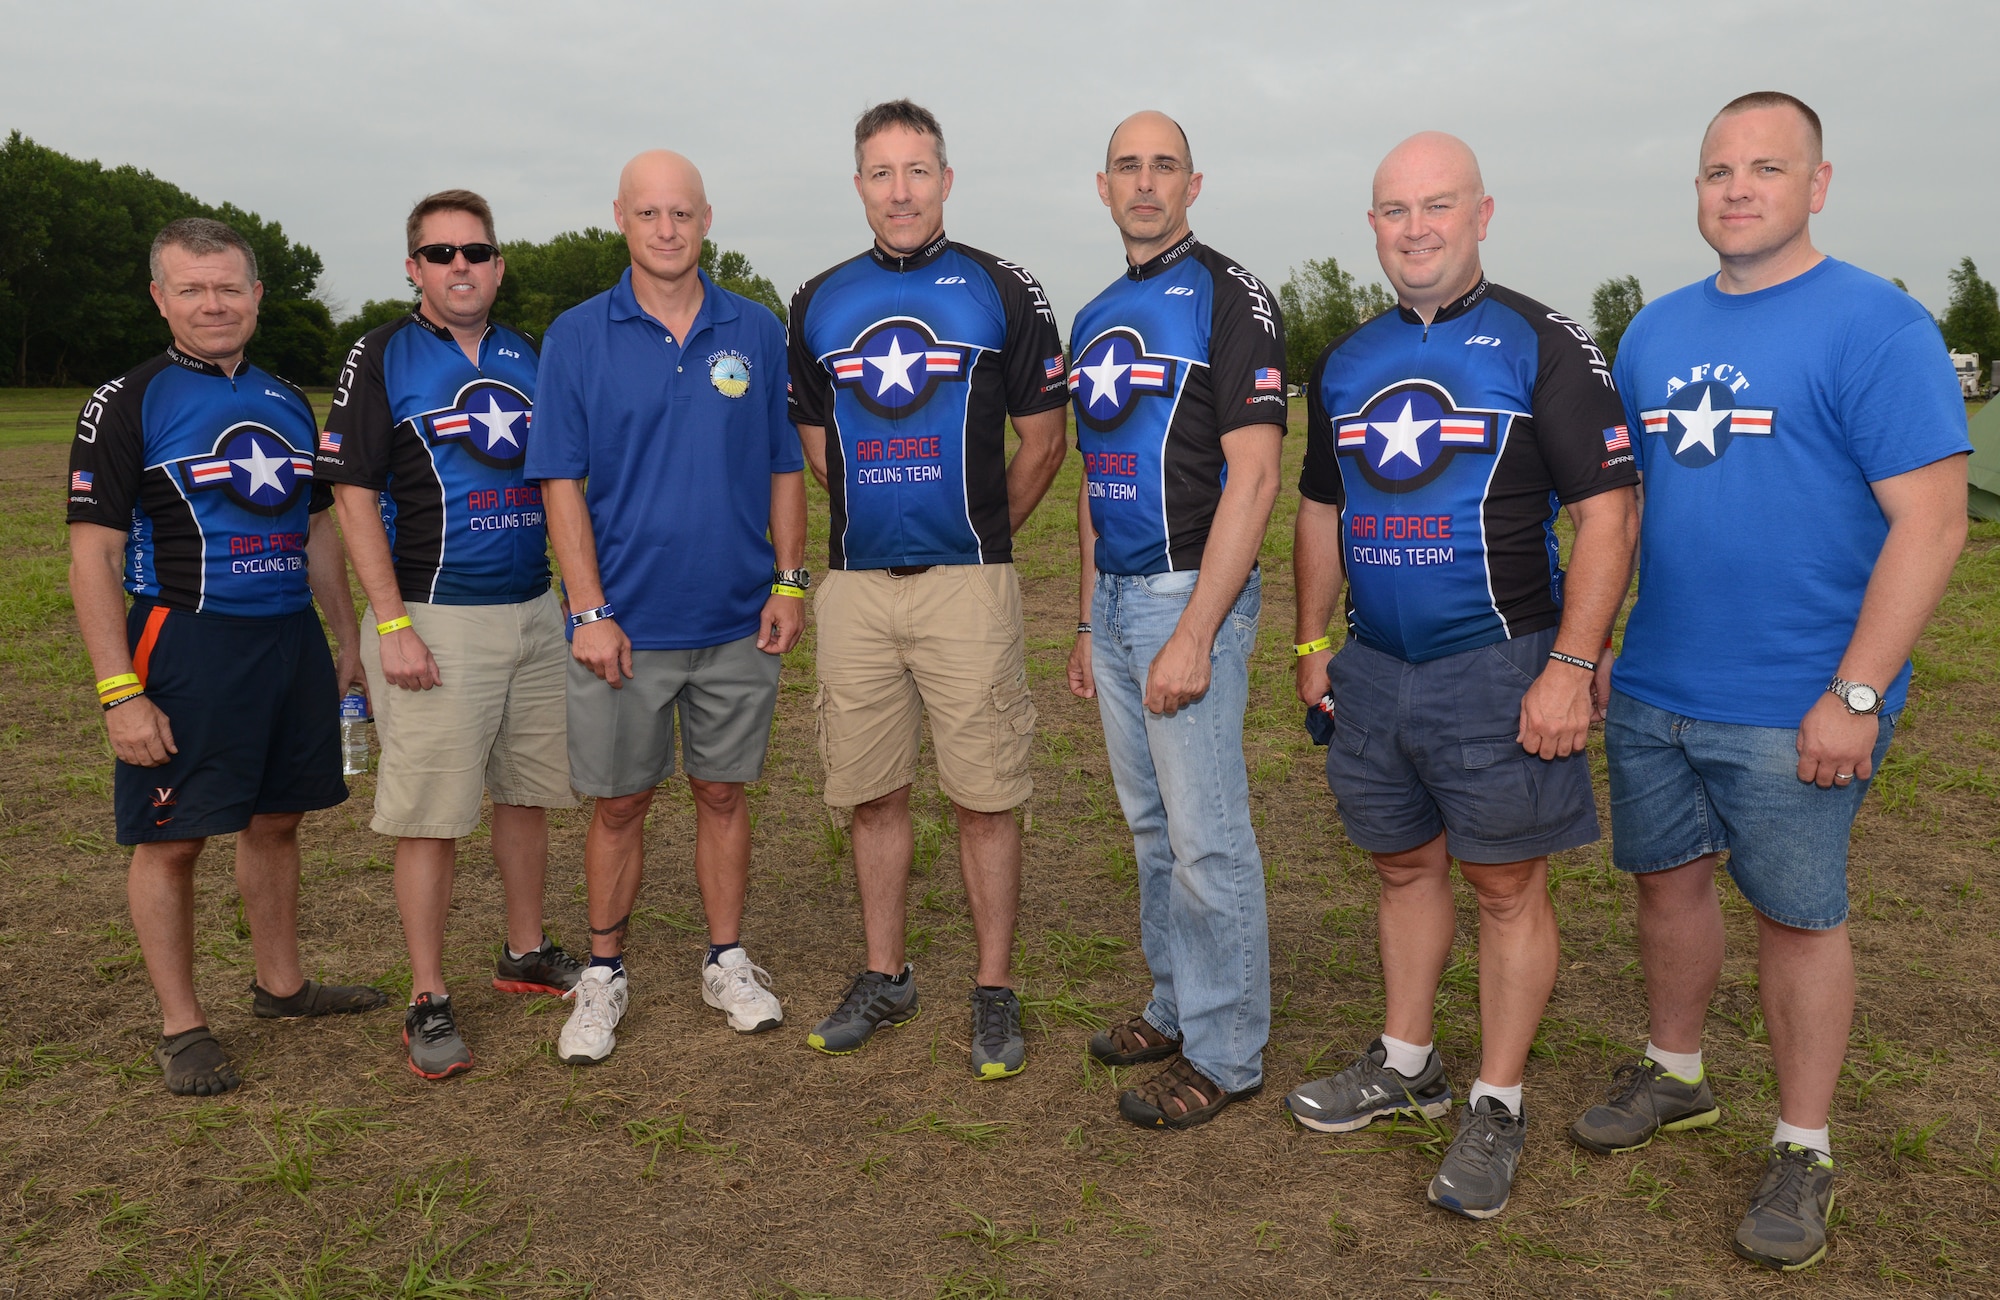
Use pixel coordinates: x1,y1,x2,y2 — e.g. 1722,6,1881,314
1321,626,1600,864
566,633,782,797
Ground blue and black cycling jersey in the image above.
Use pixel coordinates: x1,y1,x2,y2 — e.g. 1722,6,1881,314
1069,233,1288,575
316,312,547,605
67,346,329,618
787,231,1067,570
1298,279,1637,663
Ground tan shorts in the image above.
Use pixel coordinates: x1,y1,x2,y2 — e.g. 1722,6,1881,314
361,589,578,838
812,563,1036,812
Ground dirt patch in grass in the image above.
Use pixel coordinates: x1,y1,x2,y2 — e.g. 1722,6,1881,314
1,413,1996,1298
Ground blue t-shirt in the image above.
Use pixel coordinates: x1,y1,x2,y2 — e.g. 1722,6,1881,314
525,269,803,650
67,347,329,618
317,313,548,605
787,233,1068,569
1069,233,1288,575
1611,258,1972,726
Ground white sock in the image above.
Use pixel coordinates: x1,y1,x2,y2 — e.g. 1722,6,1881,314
1644,1041,1703,1081
1379,1033,1433,1077
1468,1078,1523,1115
1772,1120,1832,1162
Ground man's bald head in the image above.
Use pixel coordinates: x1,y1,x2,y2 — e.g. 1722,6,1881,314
619,149,707,207
1372,131,1483,209
1105,110,1192,171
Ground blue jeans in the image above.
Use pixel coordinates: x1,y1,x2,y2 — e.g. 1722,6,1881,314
1606,690,1896,930
1091,568,1269,1091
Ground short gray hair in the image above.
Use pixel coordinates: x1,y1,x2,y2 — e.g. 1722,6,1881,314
854,99,947,173
149,217,258,285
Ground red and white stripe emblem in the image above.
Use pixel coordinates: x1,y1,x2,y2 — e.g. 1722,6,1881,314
288,455,315,477
1730,409,1774,434
1336,422,1368,447
833,358,866,381
923,351,960,374
189,459,233,484
1438,417,1486,444
1640,410,1671,435
1130,362,1167,387
434,413,472,436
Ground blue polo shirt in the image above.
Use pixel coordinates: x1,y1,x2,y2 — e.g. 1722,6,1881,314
526,268,803,650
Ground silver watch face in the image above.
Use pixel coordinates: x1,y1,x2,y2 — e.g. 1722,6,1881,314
1845,683,1879,714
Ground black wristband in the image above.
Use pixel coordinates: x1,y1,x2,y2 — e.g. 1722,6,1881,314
1547,650,1598,673
102,691,147,712
1076,622,1093,636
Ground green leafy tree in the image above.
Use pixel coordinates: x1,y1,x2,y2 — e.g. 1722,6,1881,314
1589,275,1644,367
483,229,785,342
1942,256,2000,381
0,131,333,384
1278,257,1394,385
332,297,420,356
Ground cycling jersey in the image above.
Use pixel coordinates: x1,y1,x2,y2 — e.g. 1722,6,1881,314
1299,279,1635,663
317,312,548,605
788,231,1067,569
1069,232,1287,575
67,347,329,618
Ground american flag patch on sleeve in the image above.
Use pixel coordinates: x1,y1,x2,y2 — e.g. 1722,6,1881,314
1602,425,1631,451
1253,368,1282,391
1044,356,1065,380
319,430,342,454
71,470,94,491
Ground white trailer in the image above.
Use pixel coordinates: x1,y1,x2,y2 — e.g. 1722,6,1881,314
1950,351,1982,398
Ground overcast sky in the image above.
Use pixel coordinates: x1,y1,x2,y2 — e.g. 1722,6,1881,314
5,0,1996,332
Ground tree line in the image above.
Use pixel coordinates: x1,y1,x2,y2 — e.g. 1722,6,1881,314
0,134,784,387
5,132,1991,390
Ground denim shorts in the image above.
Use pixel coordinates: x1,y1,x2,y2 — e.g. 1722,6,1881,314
1322,628,1599,864
1604,690,1897,930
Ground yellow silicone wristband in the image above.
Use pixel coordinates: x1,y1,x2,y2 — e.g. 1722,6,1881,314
96,672,141,695
771,584,807,599
1293,636,1333,657
376,616,413,635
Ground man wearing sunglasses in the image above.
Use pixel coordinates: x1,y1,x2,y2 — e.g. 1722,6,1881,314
318,190,582,1082
528,151,806,1066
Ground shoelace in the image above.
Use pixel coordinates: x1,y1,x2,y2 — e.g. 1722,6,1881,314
719,960,774,997
412,1001,456,1045
573,977,618,1031
1755,1147,1826,1219
972,993,1016,1050
833,971,888,1018
1449,1108,1520,1175
1604,1062,1651,1106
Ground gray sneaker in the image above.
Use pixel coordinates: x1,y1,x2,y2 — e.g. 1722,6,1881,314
1428,1097,1526,1219
969,986,1025,1080
1733,1144,1836,1271
1569,1058,1721,1154
403,992,472,1081
1283,1037,1454,1133
807,965,920,1055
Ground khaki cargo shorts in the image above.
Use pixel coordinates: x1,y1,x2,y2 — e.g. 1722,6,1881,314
361,589,577,838
812,563,1037,813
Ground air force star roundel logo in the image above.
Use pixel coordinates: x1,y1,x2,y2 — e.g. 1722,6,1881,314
1334,380,1507,493
1638,380,1774,469
423,380,532,468
1068,328,1178,434
828,318,973,419
180,422,315,516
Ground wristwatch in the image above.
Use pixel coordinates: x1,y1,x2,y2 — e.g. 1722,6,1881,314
1828,676,1883,715
775,568,812,591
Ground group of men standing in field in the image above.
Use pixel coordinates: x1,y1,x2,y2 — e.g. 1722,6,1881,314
65,91,1971,1272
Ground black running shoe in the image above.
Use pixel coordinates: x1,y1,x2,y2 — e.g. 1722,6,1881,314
403,992,473,1081
493,936,584,996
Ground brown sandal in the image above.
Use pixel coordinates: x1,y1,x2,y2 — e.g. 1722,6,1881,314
155,1027,241,1097
1089,1015,1183,1067
1118,1056,1261,1130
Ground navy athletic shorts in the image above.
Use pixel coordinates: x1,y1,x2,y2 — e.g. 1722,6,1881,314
112,600,347,845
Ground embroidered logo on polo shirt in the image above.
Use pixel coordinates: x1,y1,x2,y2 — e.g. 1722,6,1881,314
708,350,752,399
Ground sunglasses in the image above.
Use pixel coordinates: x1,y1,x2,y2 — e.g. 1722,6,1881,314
412,242,499,265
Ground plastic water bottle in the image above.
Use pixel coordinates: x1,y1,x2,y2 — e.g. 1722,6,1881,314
339,691,372,776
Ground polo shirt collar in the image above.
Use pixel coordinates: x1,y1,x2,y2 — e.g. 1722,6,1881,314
1127,230,1201,281
410,309,494,347
1397,275,1491,326
869,229,951,274
165,343,247,379
608,267,736,331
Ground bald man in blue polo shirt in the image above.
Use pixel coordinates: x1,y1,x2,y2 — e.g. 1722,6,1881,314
528,150,807,1065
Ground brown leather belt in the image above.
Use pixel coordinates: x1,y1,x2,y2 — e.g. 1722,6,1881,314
887,565,933,577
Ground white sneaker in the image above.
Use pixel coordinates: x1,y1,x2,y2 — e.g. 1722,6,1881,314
700,947,783,1033
557,965,629,1064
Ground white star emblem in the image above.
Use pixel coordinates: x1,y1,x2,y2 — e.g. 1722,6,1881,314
1671,388,1729,457
866,335,923,397
472,395,520,449
1370,399,1437,469
1080,351,1131,411
232,438,290,497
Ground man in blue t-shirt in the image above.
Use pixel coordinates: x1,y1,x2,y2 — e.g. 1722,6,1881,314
319,190,583,1083
528,151,806,1066
1568,93,1971,1273
67,218,386,1098
1063,111,1286,1132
